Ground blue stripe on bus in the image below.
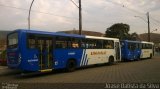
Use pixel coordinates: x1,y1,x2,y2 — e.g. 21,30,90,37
84,54,88,65
82,49,85,66
82,54,86,66
82,50,85,65
86,58,88,65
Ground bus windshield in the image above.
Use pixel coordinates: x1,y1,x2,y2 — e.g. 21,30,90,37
8,32,18,48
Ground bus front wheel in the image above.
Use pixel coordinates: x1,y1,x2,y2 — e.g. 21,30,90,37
66,59,76,72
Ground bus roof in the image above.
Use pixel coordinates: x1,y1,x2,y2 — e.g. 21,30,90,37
121,40,141,43
11,29,119,41
16,29,85,38
141,41,154,44
86,36,119,41
121,40,154,44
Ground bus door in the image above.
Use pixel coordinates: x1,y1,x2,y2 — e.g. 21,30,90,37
127,43,133,59
115,42,120,61
37,37,53,72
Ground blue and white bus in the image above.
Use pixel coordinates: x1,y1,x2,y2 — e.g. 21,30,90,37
7,29,121,72
121,40,154,61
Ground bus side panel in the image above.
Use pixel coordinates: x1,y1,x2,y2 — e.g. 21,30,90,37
121,42,130,60
134,49,141,59
19,32,39,71
53,49,83,69
80,49,115,66
121,41,141,61
141,49,153,58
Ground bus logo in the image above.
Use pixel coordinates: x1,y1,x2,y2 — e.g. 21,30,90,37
91,51,107,55
68,52,76,55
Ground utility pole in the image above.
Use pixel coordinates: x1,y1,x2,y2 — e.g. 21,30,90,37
28,0,35,30
147,12,150,42
79,0,82,35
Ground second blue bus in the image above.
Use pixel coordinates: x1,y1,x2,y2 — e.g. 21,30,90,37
121,40,154,61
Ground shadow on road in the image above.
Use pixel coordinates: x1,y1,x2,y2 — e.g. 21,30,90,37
15,69,66,79
1,56,157,79
0,69,22,77
13,63,119,79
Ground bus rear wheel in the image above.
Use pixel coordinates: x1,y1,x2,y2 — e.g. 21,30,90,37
66,59,76,72
108,56,114,65
149,54,152,59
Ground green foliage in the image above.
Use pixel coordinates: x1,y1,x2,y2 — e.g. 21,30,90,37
130,32,139,41
105,23,139,40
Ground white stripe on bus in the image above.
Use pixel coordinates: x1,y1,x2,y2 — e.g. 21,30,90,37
80,50,84,66
81,49,86,66
80,49,85,66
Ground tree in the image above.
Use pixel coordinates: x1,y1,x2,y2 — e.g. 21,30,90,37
105,23,139,40
129,32,139,41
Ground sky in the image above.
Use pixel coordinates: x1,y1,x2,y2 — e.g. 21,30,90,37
0,0,160,34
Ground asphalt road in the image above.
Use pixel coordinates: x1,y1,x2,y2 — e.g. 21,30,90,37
0,56,160,89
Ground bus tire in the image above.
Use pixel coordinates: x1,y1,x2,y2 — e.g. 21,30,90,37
108,56,114,65
149,54,152,59
135,55,140,61
66,59,76,72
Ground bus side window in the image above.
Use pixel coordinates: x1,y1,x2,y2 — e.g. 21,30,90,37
37,40,45,50
46,40,53,52
80,39,85,48
146,44,149,49
103,40,114,49
86,39,96,49
28,34,36,49
149,44,152,49
28,39,36,49
96,40,103,49
128,43,132,50
109,40,114,49
86,39,95,49
55,36,68,49
142,44,146,49
142,44,144,49
56,41,67,48
71,38,80,48
138,43,141,49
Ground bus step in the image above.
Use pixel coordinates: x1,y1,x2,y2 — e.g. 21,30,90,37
40,69,52,72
